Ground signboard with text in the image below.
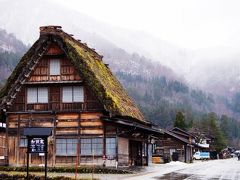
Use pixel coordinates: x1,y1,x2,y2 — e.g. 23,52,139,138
28,137,47,153
24,127,52,180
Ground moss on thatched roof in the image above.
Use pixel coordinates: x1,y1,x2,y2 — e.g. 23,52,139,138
0,26,146,123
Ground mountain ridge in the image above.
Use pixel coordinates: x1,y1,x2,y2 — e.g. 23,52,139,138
1,25,240,147
1,0,240,100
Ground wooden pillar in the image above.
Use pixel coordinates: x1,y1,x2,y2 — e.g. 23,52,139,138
5,113,9,165
145,138,148,166
17,114,20,166
140,141,143,166
184,144,187,163
77,113,81,165
29,113,32,165
52,112,56,166
115,127,118,168
103,122,106,156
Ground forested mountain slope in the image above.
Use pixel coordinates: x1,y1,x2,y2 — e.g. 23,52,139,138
0,27,240,147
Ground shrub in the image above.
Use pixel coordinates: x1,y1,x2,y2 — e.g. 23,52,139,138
0,166,131,174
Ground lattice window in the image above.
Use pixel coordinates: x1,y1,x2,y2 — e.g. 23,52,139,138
81,138,103,156
56,138,78,156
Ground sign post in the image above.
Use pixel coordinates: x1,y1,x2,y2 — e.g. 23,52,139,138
24,128,52,180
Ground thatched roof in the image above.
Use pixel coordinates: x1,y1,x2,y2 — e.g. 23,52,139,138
0,26,146,123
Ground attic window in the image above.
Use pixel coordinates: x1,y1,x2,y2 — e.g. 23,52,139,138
50,59,60,75
27,87,48,103
62,86,84,103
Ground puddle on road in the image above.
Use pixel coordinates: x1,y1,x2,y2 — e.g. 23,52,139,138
154,172,222,180
154,172,192,180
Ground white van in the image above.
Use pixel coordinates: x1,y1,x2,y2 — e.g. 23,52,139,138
193,151,210,160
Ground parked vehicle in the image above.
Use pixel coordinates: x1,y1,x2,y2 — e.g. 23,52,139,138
231,153,236,158
193,151,210,160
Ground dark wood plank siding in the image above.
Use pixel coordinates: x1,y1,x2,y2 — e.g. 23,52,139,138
46,44,63,55
27,57,80,82
10,85,104,112
0,132,7,165
7,112,105,166
9,42,104,112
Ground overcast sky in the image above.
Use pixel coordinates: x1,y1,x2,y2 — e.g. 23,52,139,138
54,0,240,50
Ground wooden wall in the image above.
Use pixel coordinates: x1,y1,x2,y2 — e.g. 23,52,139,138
28,44,80,82
9,83,103,112
28,57,81,82
9,42,103,112
7,112,106,166
7,113,54,166
157,136,186,162
0,131,7,165
7,112,151,166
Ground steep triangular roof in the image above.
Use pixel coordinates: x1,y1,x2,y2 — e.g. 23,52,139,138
0,26,146,123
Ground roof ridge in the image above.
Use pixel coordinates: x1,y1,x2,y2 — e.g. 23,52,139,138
39,25,103,61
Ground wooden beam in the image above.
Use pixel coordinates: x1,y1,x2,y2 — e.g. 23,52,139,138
3,40,50,107
23,80,83,85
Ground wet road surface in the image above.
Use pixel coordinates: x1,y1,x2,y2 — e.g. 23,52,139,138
123,157,240,180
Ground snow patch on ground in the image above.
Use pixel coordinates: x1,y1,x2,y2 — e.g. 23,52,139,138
168,161,187,165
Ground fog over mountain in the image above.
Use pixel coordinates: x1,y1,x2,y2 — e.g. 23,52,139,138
0,1,186,69
0,0,187,80
1,0,240,99
2,0,240,148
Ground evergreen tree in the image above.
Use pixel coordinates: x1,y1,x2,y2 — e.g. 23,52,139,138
174,111,187,130
219,115,229,139
206,112,227,152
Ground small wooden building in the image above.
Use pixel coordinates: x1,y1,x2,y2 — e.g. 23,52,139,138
0,26,159,167
154,128,194,163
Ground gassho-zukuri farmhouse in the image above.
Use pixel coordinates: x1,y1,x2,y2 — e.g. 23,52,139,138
0,26,165,167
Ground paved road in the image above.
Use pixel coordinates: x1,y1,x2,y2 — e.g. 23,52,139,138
25,158,240,179
121,157,240,180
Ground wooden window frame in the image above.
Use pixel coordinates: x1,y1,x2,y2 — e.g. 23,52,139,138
49,59,60,75
27,87,48,104
62,86,84,103
56,138,78,156
80,137,103,156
